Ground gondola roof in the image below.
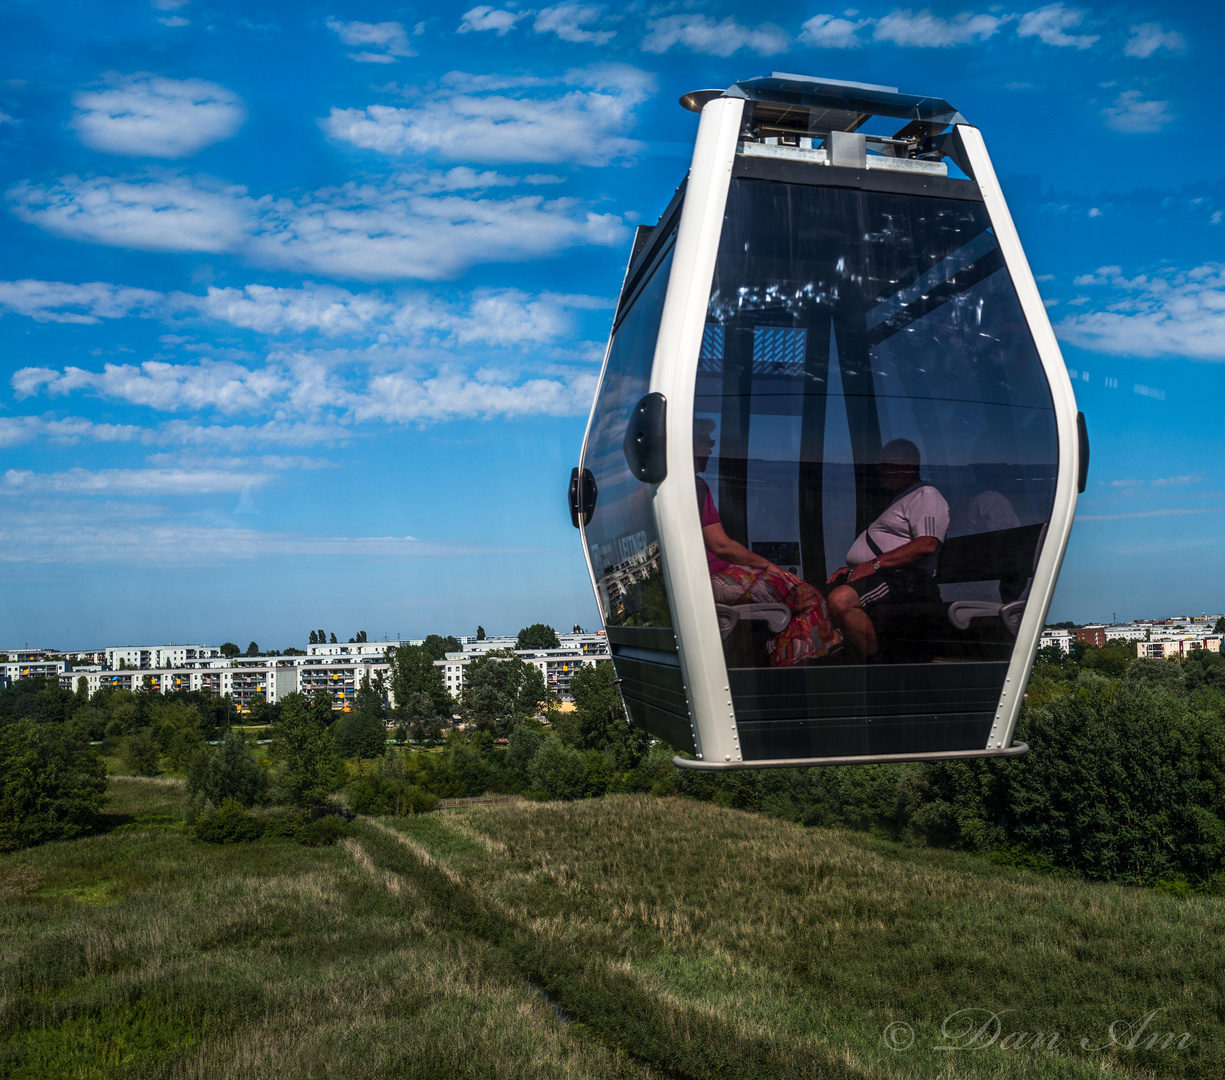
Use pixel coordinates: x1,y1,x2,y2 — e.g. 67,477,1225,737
681,73,965,142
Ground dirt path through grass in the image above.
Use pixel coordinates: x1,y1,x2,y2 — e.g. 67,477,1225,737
2,783,1221,1079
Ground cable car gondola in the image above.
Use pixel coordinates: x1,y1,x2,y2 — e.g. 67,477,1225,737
570,73,1087,770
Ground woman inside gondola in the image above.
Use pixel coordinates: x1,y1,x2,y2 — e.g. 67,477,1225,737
694,418,842,665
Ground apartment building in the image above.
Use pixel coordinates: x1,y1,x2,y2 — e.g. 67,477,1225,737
105,644,221,669
1137,637,1222,661
436,632,610,701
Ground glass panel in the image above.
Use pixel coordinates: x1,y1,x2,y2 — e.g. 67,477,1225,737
583,243,676,628
695,178,1057,669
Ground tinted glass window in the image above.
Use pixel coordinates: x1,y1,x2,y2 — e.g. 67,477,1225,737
695,178,1057,669
582,243,676,628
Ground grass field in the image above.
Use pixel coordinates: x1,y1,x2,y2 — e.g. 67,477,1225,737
2,780,1221,1079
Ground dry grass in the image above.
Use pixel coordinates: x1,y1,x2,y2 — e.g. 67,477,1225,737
3,783,1220,1079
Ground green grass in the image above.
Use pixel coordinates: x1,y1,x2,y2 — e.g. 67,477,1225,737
2,783,1221,1079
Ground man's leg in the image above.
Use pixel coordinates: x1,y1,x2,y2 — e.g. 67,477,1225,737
827,585,878,660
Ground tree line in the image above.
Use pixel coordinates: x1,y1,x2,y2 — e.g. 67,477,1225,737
10,623,1223,891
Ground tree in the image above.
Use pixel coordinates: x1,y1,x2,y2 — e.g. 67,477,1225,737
309,630,319,644
246,641,260,657
219,642,241,658
529,735,587,800
1214,616,1225,635
334,676,387,759
421,634,461,662
516,623,560,651
568,661,649,769
1184,648,1225,693
270,692,336,810
389,644,452,719
148,699,204,770
0,720,107,852
572,624,583,634
123,732,161,776
188,728,266,810
329,633,337,643
476,625,486,641
461,655,548,735
317,629,326,645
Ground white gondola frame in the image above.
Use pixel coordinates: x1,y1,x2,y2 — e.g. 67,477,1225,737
580,93,1082,769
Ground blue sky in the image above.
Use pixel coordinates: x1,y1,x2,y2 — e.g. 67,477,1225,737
0,0,1221,648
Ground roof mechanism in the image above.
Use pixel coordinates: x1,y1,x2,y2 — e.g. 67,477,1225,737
680,72,967,158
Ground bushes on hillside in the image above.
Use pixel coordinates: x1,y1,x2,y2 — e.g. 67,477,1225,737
0,719,107,852
123,732,161,776
186,728,267,820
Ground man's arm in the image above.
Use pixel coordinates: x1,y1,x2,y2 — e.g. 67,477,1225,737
844,536,939,582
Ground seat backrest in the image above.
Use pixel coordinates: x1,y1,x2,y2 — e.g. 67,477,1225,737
935,523,1045,590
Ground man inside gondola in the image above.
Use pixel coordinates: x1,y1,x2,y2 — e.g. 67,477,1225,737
826,439,949,663
694,418,841,665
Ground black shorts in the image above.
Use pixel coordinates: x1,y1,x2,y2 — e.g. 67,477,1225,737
848,566,941,611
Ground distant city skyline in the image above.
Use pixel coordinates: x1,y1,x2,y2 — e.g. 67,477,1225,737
2,1,1223,644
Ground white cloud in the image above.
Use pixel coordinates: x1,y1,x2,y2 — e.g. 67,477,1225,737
250,184,625,280
0,508,508,564
320,65,651,166
798,14,871,48
1054,263,1225,360
12,358,303,415
0,276,611,350
6,174,255,253
641,14,790,57
1102,90,1173,133
1151,474,1201,487
351,369,597,424
0,415,144,448
533,4,615,45
0,279,164,323
1017,4,1098,49
151,0,189,9
457,6,529,35
326,17,414,61
873,9,1006,47
1124,22,1185,58
0,466,270,496
159,16,189,27
7,171,625,281
439,70,551,92
13,352,599,427
72,74,246,158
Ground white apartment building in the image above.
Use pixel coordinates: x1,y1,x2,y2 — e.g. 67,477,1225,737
1137,636,1222,661
62,658,391,713
436,634,610,701
105,644,222,670
1039,629,1075,654
3,658,68,682
306,640,408,660
1103,625,1149,642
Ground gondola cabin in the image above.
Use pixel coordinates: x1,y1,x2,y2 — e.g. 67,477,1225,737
570,74,1086,769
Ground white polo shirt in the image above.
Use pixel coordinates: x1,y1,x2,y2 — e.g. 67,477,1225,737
847,483,950,576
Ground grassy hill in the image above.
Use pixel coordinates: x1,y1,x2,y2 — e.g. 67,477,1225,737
2,779,1221,1079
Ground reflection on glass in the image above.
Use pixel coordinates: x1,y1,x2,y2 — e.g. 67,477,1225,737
583,245,676,628
697,179,1058,667
695,418,841,665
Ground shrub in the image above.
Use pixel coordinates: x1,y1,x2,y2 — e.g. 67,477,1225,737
194,798,265,843
0,720,107,852
123,732,161,776
529,736,587,800
296,815,352,846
